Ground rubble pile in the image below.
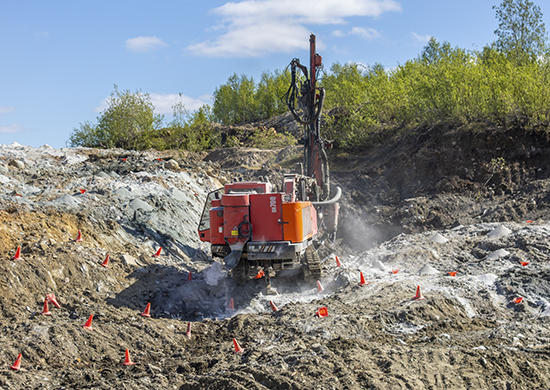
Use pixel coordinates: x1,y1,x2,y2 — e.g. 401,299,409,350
1,141,550,389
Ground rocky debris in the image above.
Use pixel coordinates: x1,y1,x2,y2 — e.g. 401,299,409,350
163,159,180,170
8,159,24,169
2,136,550,389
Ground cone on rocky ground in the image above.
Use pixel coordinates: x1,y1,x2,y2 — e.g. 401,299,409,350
186,322,192,338
153,247,162,258
82,315,94,330
335,255,342,267
233,338,244,353
254,269,265,279
391,269,400,274
187,271,192,282
75,230,83,242
9,353,22,371
122,349,135,365
46,294,61,308
228,298,235,310
79,189,87,194
269,300,278,312
520,261,530,267
41,299,52,315
11,246,22,261
317,280,324,292
413,285,425,300
315,307,329,318
513,297,524,304
100,254,110,268
358,272,368,286
141,303,151,317
448,271,457,277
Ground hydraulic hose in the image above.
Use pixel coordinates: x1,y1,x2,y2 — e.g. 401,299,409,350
311,186,342,206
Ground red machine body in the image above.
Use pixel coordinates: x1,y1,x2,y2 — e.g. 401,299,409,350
198,178,318,275
197,34,339,287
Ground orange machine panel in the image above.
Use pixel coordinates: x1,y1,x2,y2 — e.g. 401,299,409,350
282,201,316,243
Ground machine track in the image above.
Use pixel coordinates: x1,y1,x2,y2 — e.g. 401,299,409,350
303,245,322,281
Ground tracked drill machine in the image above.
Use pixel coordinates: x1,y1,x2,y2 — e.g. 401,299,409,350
198,34,340,290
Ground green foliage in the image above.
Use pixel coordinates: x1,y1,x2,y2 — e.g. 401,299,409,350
212,70,290,125
248,127,296,149
162,98,220,152
68,87,220,152
319,36,550,150
493,0,548,65
68,86,164,149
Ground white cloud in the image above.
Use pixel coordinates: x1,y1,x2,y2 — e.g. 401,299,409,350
149,93,212,114
94,93,211,114
188,0,401,57
0,124,27,134
411,32,432,45
126,36,168,53
333,26,380,40
0,107,15,115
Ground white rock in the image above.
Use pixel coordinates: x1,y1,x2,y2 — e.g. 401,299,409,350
129,198,153,212
372,259,386,271
430,233,448,244
52,194,80,207
486,249,510,261
477,273,498,285
418,264,439,275
121,254,140,266
488,225,512,238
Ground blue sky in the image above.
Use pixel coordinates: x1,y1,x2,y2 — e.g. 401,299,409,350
1,0,547,148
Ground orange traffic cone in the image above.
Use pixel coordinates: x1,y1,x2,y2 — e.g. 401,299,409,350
413,285,425,300
513,297,524,304
315,307,329,318
228,298,235,310
153,247,162,258
448,271,457,277
358,272,368,286
269,300,278,312
141,303,151,317
79,189,87,194
46,294,61,308
186,322,192,338
11,246,22,261
254,269,265,279
391,269,400,274
122,349,135,365
41,299,52,315
335,255,342,267
100,254,110,268
82,315,94,330
187,271,192,282
75,230,83,242
233,338,244,353
520,261,529,267
317,280,324,292
9,353,22,371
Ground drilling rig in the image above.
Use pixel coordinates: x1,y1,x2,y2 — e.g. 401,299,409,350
198,34,340,292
